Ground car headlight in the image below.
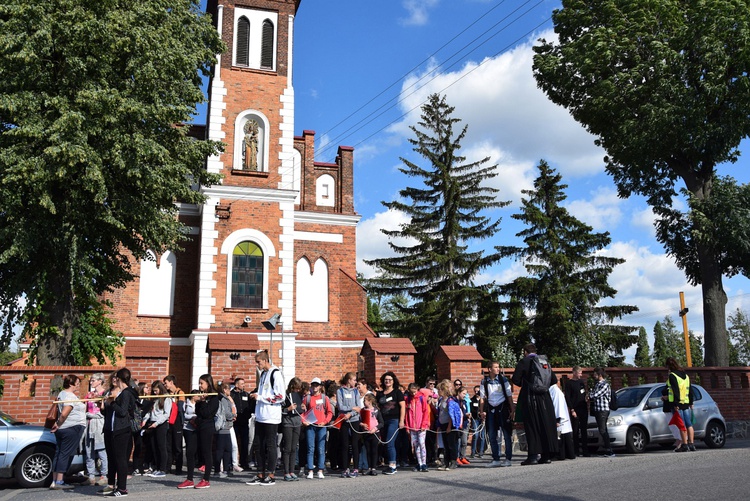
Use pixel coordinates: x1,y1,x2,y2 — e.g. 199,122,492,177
607,415,624,427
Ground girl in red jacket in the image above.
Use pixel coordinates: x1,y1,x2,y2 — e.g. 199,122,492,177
405,382,430,472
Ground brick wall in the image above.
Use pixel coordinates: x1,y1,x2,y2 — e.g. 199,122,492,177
359,346,416,388
436,360,484,388
294,346,361,384
127,357,169,386
0,366,117,425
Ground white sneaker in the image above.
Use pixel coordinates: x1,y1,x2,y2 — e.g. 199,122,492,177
500,459,512,467
306,470,313,480
486,460,502,467
316,470,325,479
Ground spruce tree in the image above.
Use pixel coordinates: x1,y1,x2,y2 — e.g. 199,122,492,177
634,326,652,367
365,93,508,378
653,316,685,366
498,160,638,366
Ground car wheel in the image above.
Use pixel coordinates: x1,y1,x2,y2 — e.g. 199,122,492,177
625,426,648,453
15,444,55,488
704,420,726,449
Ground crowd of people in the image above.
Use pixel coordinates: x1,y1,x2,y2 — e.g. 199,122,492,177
48,346,697,494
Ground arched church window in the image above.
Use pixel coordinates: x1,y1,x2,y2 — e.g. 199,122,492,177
232,241,264,309
236,16,250,67
260,19,274,69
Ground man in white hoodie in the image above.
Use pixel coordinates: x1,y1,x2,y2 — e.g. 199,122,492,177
246,351,285,486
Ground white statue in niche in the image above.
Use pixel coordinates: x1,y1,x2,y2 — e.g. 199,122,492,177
243,120,259,171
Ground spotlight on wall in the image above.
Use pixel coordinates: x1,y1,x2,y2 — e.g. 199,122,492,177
229,353,240,361
244,315,252,324
390,355,400,362
262,313,281,330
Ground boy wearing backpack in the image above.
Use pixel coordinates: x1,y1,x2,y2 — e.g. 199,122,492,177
479,360,515,468
247,351,285,486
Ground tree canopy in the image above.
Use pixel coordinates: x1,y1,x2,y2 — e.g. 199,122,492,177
364,93,508,379
533,0,750,366
0,0,224,364
497,160,637,367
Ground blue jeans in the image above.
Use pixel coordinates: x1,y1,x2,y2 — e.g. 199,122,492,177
486,406,512,460
470,418,485,456
306,426,327,470
678,408,694,428
382,418,400,465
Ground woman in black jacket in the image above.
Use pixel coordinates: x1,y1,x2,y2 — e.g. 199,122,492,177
103,367,138,496
178,374,219,489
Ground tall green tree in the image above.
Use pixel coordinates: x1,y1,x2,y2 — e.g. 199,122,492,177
728,308,750,365
364,93,508,379
472,285,505,362
497,160,638,367
634,326,652,367
652,316,689,367
533,0,750,366
0,0,224,365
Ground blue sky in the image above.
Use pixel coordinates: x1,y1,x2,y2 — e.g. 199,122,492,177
214,1,750,361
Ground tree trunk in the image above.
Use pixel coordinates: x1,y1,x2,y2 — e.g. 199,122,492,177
35,278,76,366
697,240,728,366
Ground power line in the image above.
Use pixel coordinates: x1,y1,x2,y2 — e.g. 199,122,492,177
314,0,550,161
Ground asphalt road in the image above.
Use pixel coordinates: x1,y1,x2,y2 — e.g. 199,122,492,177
2,439,748,500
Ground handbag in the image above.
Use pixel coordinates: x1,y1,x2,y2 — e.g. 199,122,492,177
44,403,59,429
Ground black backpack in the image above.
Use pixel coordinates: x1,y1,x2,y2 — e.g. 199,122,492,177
531,355,553,394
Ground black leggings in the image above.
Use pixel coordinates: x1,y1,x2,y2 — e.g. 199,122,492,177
281,425,301,474
255,422,278,477
184,429,198,481
339,421,361,470
105,428,131,491
149,422,169,472
362,432,379,470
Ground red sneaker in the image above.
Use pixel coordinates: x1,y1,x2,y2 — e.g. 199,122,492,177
462,457,471,464
198,465,205,473
177,480,194,489
194,479,210,489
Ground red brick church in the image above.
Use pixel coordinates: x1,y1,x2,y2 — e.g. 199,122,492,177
106,0,373,389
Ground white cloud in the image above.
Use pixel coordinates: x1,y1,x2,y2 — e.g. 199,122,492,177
399,0,440,26
389,30,605,178
565,187,623,231
630,206,657,238
356,209,414,278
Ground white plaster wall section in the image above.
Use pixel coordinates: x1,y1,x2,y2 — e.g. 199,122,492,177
296,258,329,322
196,198,219,329
220,228,277,310
206,5,227,176
293,231,343,243
138,250,177,316
294,212,361,226
315,174,335,207
190,330,210,389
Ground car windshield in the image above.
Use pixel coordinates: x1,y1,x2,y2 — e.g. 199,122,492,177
614,387,651,409
0,411,23,425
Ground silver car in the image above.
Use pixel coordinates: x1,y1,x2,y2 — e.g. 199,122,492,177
587,383,726,453
0,411,85,488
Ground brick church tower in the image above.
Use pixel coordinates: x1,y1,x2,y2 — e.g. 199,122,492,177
107,0,373,388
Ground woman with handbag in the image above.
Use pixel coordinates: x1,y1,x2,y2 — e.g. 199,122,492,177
49,374,86,490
